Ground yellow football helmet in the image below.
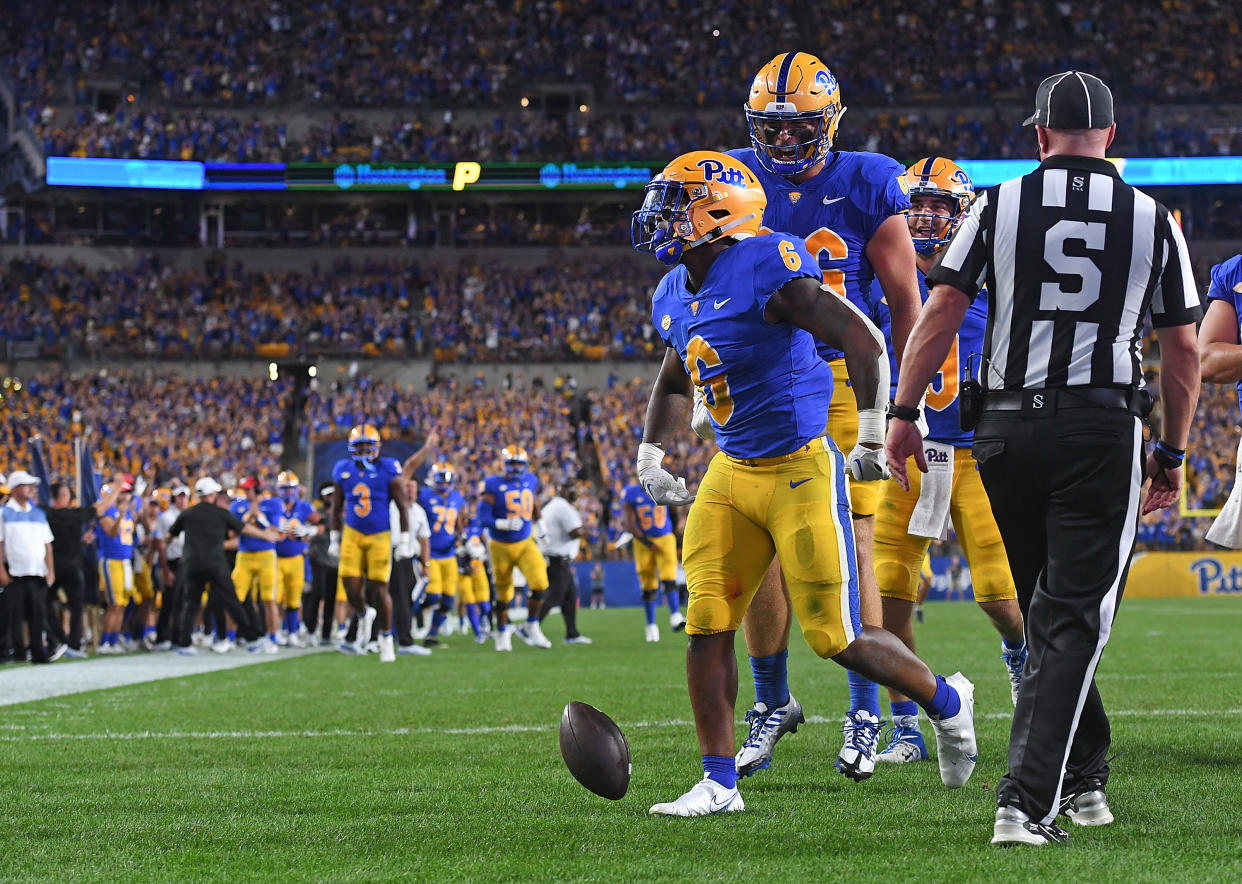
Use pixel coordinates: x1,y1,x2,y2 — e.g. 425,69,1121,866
500,446,529,477
904,157,975,254
745,52,845,176
631,150,766,266
347,424,381,461
429,462,455,490
277,470,300,501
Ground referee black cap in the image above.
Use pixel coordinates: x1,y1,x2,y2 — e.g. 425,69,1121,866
1022,70,1114,130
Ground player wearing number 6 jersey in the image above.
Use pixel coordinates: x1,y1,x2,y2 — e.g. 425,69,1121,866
330,424,408,662
633,150,976,817
622,482,684,641
477,446,551,651
872,158,1027,767
725,51,923,781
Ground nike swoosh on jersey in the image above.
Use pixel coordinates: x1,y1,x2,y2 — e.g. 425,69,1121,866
822,196,846,206
713,298,732,309
789,478,812,489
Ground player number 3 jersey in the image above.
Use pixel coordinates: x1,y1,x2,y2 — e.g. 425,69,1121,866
333,458,400,535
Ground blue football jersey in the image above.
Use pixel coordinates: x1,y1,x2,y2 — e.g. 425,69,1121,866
915,270,988,446
1206,254,1242,413
418,486,466,558
728,148,911,361
97,506,136,560
275,499,314,558
231,497,282,553
333,457,400,535
651,234,833,459
482,472,540,542
622,483,672,539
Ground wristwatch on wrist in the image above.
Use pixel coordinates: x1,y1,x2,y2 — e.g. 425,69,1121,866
886,401,922,423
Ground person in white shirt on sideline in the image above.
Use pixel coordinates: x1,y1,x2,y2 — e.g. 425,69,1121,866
390,479,432,655
535,475,591,645
0,471,59,664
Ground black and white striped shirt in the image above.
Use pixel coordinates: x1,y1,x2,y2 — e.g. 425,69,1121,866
927,155,1202,391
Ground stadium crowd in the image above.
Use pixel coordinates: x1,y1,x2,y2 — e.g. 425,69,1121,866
0,254,665,361
6,0,1241,114
32,104,1242,166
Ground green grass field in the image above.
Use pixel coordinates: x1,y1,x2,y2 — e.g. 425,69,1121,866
3,598,1240,883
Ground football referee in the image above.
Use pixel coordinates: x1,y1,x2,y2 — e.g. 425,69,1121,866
886,71,1201,846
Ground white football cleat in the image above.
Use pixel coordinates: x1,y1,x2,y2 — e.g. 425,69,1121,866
494,629,512,652
645,624,660,643
669,612,687,632
735,694,805,777
929,672,977,788
525,620,553,649
210,638,234,655
337,640,363,656
649,776,744,817
378,633,395,663
397,642,433,656
360,606,377,646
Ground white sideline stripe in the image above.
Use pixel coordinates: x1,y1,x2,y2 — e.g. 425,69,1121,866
1,708,1238,742
0,645,331,707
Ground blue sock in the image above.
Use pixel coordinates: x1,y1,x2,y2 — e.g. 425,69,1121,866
288,611,300,633
1002,635,1026,653
702,755,737,790
749,650,789,709
924,675,962,720
227,629,237,642
466,604,482,636
890,700,919,728
104,632,115,646
663,590,681,615
847,670,881,716
479,601,491,618
142,625,156,639
644,599,658,625
429,611,445,636
424,593,441,612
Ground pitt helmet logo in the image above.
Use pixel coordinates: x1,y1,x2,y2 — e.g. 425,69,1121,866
661,314,671,331
696,158,746,187
815,70,834,89
1233,281,1242,294
690,301,700,315
788,191,802,204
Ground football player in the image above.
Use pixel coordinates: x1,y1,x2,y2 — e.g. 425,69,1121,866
634,151,975,816
417,462,466,646
456,513,492,643
620,480,685,641
1199,253,1242,548
330,424,408,662
273,471,317,647
96,477,142,654
476,446,551,651
726,52,924,781
871,158,1027,767
230,476,285,652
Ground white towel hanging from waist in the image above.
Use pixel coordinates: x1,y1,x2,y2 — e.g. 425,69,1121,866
909,441,955,539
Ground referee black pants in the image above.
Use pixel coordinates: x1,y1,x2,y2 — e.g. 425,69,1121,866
49,561,85,650
973,406,1143,825
155,558,183,645
540,556,582,640
174,563,261,646
389,557,417,646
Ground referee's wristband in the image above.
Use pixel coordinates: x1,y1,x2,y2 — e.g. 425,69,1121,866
1152,440,1186,470
886,401,922,423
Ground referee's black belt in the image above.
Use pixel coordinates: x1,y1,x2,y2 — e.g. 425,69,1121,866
547,554,572,562
981,386,1147,417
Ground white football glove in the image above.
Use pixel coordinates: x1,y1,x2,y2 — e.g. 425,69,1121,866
636,442,695,507
328,530,341,560
494,517,524,532
848,407,892,481
690,386,714,441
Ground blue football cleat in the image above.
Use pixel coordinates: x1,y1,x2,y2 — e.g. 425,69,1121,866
877,724,930,764
1002,641,1028,706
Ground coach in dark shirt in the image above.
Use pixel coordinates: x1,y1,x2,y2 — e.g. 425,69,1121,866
887,71,1200,846
44,482,117,655
169,477,279,653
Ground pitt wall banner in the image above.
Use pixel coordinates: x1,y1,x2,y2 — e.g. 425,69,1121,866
1126,552,1242,598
